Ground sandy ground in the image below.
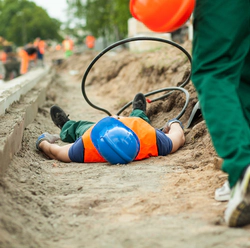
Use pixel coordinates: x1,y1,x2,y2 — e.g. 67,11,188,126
1,41,250,248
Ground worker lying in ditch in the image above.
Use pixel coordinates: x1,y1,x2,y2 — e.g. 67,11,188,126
36,93,185,164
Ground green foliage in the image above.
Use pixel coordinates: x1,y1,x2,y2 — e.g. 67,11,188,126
0,0,63,46
67,0,131,42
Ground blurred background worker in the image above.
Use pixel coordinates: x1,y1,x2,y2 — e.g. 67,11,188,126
0,51,7,62
34,37,46,67
0,38,20,81
62,36,74,58
0,38,14,63
85,35,96,49
18,44,38,75
55,44,61,51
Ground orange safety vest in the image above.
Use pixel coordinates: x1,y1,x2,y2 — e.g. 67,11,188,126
34,40,45,54
85,35,95,49
38,40,45,54
82,117,158,163
55,44,61,50
19,49,37,74
62,39,74,51
0,52,7,62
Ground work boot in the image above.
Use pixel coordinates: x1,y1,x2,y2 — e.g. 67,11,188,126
224,165,250,227
50,105,70,129
132,93,146,112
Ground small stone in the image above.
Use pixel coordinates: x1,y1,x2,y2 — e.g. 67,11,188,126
19,177,27,183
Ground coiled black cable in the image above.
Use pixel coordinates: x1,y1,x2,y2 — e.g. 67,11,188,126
81,36,192,119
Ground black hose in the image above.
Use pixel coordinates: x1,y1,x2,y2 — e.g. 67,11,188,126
81,36,192,118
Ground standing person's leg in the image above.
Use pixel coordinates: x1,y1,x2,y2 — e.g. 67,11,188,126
40,53,44,67
192,0,250,227
14,60,21,77
3,62,10,81
238,50,250,125
192,0,250,188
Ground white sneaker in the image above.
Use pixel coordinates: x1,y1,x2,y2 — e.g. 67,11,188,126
214,181,230,201
224,166,250,227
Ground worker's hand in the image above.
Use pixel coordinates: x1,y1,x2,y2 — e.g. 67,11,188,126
162,118,184,133
36,132,60,150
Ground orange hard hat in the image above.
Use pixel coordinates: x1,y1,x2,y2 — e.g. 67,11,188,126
130,0,195,32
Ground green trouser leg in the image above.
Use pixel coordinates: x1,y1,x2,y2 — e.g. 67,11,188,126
192,0,250,188
60,121,95,143
129,109,150,123
65,50,73,58
60,109,150,143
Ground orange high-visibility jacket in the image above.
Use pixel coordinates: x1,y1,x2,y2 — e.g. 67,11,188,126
62,39,74,51
85,35,95,49
82,117,158,163
55,44,61,50
19,48,37,74
0,52,7,62
34,40,46,54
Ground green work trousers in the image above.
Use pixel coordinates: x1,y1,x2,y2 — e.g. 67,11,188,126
192,0,250,187
60,109,150,143
65,50,73,58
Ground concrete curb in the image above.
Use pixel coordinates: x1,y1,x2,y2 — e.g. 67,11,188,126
0,66,50,116
0,66,54,176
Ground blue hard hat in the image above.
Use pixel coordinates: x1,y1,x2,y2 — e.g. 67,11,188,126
91,117,140,164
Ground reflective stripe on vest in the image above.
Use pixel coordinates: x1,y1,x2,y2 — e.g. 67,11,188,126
82,117,158,163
